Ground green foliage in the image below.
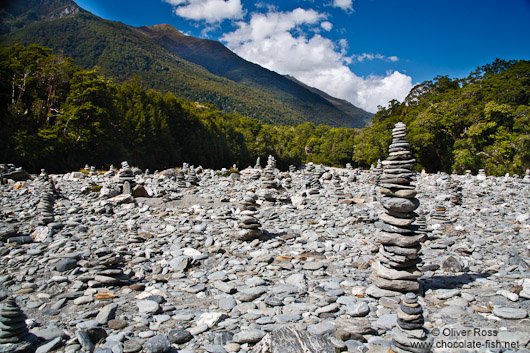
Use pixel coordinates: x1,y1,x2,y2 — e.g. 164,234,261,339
0,44,359,172
354,59,530,176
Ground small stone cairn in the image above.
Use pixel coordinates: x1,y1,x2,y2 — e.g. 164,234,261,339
391,292,432,353
38,181,55,224
104,165,115,177
235,192,263,241
262,157,278,189
176,170,187,188
370,159,383,185
306,170,322,195
117,161,135,193
449,180,463,206
89,166,98,176
476,169,487,182
254,157,262,169
186,168,200,186
368,122,423,298
0,296,37,353
430,203,451,225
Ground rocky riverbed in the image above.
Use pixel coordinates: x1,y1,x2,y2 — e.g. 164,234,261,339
1,162,529,353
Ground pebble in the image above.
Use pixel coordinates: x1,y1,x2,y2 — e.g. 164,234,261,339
0,159,529,352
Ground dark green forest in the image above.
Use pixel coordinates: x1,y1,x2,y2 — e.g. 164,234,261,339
1,44,529,175
0,44,357,173
354,59,530,176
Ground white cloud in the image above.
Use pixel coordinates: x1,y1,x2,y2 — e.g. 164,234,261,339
321,21,333,31
333,0,353,12
164,0,244,23
221,8,412,113
353,53,400,63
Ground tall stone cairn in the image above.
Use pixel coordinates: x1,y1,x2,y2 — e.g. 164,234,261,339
391,292,432,353
367,122,423,298
38,181,55,224
0,297,37,353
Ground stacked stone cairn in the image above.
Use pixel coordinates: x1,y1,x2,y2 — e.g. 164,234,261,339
413,213,430,241
391,292,432,353
104,165,115,177
289,165,296,173
368,122,423,298
89,166,98,176
38,180,55,225
0,296,37,353
430,204,451,225
262,160,278,189
236,192,263,241
117,161,135,193
176,170,187,188
346,162,353,170
476,169,487,182
450,180,463,206
186,168,200,186
254,157,261,169
306,170,322,195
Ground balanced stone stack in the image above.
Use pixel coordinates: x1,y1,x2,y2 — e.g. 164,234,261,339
262,165,278,189
413,213,430,240
254,157,262,169
430,204,451,225
240,192,259,211
38,181,55,224
176,170,187,188
306,170,322,195
266,155,277,170
476,169,487,181
0,297,37,353
289,165,296,173
117,161,136,191
368,122,423,298
368,159,383,185
449,181,463,206
87,248,130,287
186,168,200,186
38,169,48,181
104,165,115,177
346,163,353,170
391,293,432,353
89,166,98,176
235,194,263,241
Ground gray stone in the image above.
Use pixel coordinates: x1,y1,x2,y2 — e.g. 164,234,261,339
167,328,192,344
35,336,63,353
252,326,336,353
96,303,117,325
143,334,171,353
492,306,528,320
55,258,78,272
233,329,266,344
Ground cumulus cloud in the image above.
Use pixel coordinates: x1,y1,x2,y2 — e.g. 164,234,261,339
163,0,243,23
321,21,333,31
333,0,353,12
221,8,412,112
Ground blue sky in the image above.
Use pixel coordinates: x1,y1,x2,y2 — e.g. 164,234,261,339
73,0,530,112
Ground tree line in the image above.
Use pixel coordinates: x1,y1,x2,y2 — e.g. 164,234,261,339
0,44,357,173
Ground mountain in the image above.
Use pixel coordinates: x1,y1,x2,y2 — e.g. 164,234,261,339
0,0,372,128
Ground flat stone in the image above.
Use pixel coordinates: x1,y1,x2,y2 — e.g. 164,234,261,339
232,329,266,344
492,306,528,319
167,329,192,344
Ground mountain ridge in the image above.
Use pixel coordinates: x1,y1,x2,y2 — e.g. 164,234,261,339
0,0,372,128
